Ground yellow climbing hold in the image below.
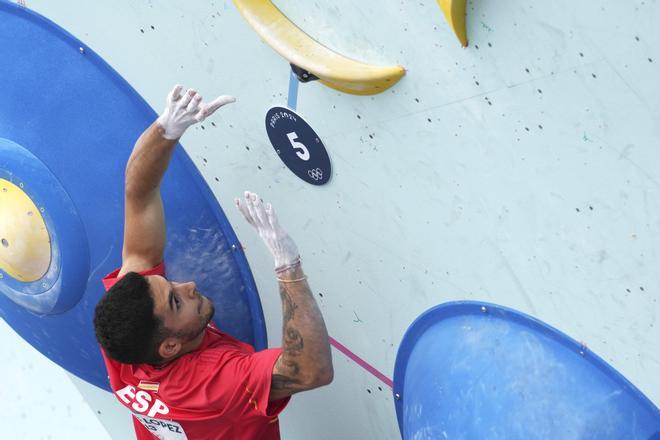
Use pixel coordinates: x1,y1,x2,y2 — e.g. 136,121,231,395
437,0,468,47
233,0,405,95
0,178,51,282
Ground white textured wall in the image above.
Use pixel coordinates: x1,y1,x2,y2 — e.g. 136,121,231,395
0,319,111,439
12,0,660,438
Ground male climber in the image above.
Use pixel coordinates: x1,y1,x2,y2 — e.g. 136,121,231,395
93,85,333,439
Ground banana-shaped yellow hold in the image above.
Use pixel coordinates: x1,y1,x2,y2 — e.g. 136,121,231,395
233,0,405,95
437,0,468,47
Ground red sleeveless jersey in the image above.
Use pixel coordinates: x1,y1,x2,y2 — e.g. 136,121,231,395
101,264,288,439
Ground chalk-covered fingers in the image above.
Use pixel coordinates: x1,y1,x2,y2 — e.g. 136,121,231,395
252,195,272,230
264,202,284,235
235,191,300,269
236,191,272,231
166,84,183,103
195,95,236,122
243,192,279,237
186,93,203,113
235,196,255,227
243,192,264,229
177,88,196,110
156,85,234,140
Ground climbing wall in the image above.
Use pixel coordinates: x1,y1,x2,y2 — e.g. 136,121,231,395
3,0,659,438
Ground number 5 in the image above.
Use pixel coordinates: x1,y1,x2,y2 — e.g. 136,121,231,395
286,132,310,161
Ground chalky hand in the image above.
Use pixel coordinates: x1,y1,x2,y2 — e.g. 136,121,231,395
156,85,235,140
235,191,300,272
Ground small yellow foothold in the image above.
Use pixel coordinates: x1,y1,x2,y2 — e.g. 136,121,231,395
0,178,51,282
437,0,468,47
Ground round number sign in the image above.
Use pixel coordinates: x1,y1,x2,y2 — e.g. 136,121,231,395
265,106,331,185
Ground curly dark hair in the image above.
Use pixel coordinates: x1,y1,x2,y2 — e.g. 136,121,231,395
94,272,167,365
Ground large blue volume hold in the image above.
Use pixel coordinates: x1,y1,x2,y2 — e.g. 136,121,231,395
394,301,660,439
0,1,267,391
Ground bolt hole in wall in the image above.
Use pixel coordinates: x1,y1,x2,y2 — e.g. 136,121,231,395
1,238,8,247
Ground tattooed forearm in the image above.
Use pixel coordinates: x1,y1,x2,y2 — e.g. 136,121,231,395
271,374,302,390
280,283,304,355
283,327,304,352
279,285,299,324
269,265,333,400
271,356,304,393
276,356,301,377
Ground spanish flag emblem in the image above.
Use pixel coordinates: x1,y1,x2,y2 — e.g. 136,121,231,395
138,380,160,392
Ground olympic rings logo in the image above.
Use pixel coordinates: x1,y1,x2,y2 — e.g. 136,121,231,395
307,168,323,180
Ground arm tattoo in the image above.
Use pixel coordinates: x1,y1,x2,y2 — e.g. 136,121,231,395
284,327,304,352
279,285,299,324
272,358,302,391
280,284,304,353
272,269,331,396
271,374,302,390
278,283,305,387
